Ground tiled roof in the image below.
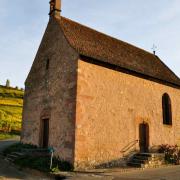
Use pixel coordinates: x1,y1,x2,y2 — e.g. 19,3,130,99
57,17,180,87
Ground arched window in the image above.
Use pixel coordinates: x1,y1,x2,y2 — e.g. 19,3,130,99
162,93,172,125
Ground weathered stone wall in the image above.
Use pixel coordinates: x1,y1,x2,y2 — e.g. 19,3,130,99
21,16,180,169
21,18,78,163
74,59,180,169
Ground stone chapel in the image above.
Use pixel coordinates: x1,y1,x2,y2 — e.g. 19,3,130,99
21,0,180,169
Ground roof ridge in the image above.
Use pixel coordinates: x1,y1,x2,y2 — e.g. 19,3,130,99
54,16,180,87
60,16,156,57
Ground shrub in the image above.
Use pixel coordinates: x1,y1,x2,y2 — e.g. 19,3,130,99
3,142,37,155
14,155,73,172
15,156,51,172
3,143,73,172
52,157,74,171
158,144,180,165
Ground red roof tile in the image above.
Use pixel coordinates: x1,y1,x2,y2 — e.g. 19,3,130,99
57,17,180,87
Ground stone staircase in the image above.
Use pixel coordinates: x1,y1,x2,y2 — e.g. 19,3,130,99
5,152,26,162
127,153,165,168
4,149,50,162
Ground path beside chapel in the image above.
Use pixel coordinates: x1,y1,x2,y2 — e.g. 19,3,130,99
0,138,52,180
1,138,180,180
60,165,180,180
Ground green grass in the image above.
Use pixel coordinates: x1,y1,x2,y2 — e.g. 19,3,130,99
0,105,22,131
0,97,23,106
0,105,22,120
0,86,24,99
0,132,19,140
0,86,23,132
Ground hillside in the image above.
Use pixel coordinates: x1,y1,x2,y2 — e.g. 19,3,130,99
0,85,24,132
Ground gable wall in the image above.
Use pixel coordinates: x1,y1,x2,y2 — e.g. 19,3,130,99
74,59,180,169
21,18,79,163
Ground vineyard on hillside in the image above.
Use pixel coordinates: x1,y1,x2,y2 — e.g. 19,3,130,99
0,85,24,133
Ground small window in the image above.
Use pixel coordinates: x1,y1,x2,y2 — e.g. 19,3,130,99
162,93,172,125
46,59,50,70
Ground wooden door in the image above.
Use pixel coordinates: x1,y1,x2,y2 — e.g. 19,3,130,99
42,119,49,148
139,123,149,153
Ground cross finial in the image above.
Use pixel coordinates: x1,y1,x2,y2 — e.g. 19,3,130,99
152,44,157,55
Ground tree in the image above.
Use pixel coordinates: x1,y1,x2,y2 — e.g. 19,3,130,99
6,79,10,87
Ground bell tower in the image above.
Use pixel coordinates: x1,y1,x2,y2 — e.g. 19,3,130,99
49,0,61,18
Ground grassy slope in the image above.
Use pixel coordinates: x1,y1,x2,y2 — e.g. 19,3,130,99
0,85,24,132
0,132,18,140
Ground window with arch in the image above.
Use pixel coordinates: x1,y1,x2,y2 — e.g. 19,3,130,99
162,93,172,125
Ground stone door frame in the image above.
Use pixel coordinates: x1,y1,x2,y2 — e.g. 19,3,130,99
39,109,51,148
139,122,149,153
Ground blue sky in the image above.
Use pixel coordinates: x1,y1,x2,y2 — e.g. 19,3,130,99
0,0,180,88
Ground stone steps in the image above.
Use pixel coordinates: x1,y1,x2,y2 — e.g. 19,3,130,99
12,152,25,156
5,151,26,162
4,149,50,163
127,153,165,168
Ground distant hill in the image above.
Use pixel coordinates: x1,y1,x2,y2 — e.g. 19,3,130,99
0,85,24,133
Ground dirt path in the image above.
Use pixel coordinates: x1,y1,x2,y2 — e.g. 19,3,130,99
0,137,20,153
56,165,180,180
0,158,52,180
0,138,53,180
105,165,180,180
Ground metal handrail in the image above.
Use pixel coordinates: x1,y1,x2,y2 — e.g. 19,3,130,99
120,139,139,154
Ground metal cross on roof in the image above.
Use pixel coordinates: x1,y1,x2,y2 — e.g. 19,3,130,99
152,44,157,55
